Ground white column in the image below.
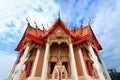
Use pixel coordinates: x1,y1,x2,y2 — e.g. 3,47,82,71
31,47,40,77
79,48,89,79
16,44,30,79
88,45,105,80
99,56,111,80
41,43,50,80
69,43,78,80
8,53,20,80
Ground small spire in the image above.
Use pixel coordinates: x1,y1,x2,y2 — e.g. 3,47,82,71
80,21,83,28
58,10,60,19
73,23,77,33
41,23,46,33
74,23,77,29
87,18,92,33
26,17,30,25
88,17,91,26
34,20,39,37
47,25,49,28
34,20,38,28
41,23,44,29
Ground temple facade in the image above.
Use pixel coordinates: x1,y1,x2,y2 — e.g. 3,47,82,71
8,17,111,80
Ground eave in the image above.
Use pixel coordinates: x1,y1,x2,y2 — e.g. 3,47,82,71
26,33,44,44
74,33,102,50
15,32,44,51
74,33,92,45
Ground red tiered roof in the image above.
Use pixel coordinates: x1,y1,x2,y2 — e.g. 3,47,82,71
15,25,44,51
15,18,102,51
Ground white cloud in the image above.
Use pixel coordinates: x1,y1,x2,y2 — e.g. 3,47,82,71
93,0,120,68
0,0,60,41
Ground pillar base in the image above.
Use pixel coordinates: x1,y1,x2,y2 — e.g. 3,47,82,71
27,76,102,80
27,77,41,80
78,76,101,80
78,76,91,80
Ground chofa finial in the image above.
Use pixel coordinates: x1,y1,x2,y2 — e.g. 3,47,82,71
26,16,30,25
41,23,46,33
80,21,83,28
34,19,38,28
88,17,91,24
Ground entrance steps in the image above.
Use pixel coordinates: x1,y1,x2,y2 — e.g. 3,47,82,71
15,78,101,80
47,79,72,80
11,75,105,80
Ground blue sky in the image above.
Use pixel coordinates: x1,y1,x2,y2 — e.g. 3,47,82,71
0,0,120,79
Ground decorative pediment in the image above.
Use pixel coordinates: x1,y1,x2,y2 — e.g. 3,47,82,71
50,26,68,36
48,26,70,45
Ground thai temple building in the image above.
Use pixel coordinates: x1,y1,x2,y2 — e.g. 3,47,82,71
8,16,111,80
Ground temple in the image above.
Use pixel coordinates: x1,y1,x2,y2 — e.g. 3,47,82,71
8,17,111,80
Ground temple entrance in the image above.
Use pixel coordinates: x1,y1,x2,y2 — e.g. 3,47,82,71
48,43,71,79
52,59,68,80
